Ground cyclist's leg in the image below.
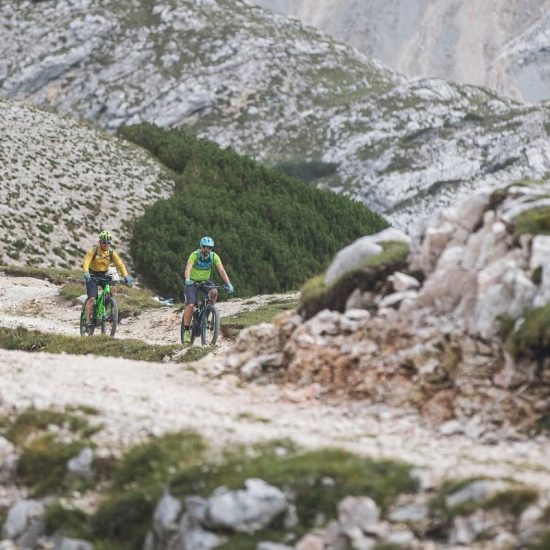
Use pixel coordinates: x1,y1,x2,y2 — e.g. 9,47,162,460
205,280,218,303
183,284,198,327
85,278,99,323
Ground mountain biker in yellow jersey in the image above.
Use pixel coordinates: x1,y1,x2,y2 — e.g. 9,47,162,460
82,230,133,331
182,236,233,344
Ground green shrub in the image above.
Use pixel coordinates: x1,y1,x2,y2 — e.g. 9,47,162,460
90,489,155,550
515,206,550,235
2,407,95,446
275,160,338,182
120,124,388,299
222,298,298,339
17,434,92,496
45,501,90,538
506,303,550,361
112,431,206,489
0,327,186,363
170,444,416,540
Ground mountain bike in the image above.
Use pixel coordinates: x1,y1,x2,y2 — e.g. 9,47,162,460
80,275,124,337
181,282,224,346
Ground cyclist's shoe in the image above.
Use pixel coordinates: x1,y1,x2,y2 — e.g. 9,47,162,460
85,323,93,333
183,329,191,344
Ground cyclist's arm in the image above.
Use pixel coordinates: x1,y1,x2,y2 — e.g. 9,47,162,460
83,248,94,272
216,263,230,285
111,250,129,277
183,261,194,280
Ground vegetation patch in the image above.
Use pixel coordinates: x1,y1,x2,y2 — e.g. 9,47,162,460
299,241,410,319
91,431,207,550
429,478,537,527
222,298,298,339
0,326,187,363
120,123,388,299
169,442,416,544
0,427,417,549
514,205,550,236
1,407,98,446
275,159,338,182
45,501,90,539
505,302,550,361
18,434,93,497
0,265,81,284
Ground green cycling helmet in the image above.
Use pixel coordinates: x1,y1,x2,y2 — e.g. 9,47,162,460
99,230,112,244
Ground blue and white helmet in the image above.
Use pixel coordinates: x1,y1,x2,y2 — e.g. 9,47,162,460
200,236,214,248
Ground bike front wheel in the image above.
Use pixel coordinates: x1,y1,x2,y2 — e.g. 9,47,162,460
201,304,220,346
79,304,87,337
101,296,118,337
80,303,96,336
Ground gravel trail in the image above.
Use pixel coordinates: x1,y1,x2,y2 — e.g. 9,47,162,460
0,273,549,497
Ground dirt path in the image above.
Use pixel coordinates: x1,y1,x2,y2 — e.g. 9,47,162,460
0,273,296,349
1,273,550,497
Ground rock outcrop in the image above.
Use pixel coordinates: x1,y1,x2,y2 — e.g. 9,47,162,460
224,179,550,438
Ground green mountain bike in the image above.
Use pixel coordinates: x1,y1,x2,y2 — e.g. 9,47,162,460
80,275,121,337
181,282,223,346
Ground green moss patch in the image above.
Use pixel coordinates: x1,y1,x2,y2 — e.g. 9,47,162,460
0,326,186,363
222,298,298,339
1,407,98,446
18,434,93,496
515,206,550,236
299,241,410,319
0,265,81,284
505,302,550,361
170,443,416,542
18,431,417,550
91,431,207,550
429,478,538,525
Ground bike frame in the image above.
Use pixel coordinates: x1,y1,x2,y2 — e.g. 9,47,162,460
183,282,224,345
81,274,123,337
95,281,111,320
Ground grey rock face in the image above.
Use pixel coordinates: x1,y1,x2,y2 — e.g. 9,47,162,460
3,499,45,548
248,0,550,103
324,228,410,286
67,447,94,480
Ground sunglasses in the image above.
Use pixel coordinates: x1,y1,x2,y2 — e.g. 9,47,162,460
201,245,212,250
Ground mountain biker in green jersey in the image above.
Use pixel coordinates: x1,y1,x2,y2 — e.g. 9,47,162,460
182,236,233,344
82,230,133,330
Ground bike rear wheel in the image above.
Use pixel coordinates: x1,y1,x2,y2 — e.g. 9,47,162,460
190,310,200,345
201,304,220,345
101,296,118,337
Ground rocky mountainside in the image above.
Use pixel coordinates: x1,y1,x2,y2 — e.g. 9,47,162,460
1,0,549,232
249,0,550,104
0,98,173,268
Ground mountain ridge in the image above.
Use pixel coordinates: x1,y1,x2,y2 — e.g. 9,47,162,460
2,0,549,233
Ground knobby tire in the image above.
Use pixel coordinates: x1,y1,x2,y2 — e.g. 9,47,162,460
80,303,97,336
101,296,118,337
201,304,220,346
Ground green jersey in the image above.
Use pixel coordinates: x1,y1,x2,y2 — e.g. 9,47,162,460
187,249,221,282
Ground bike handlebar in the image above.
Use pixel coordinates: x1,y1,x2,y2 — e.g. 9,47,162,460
89,275,130,286
188,282,227,289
